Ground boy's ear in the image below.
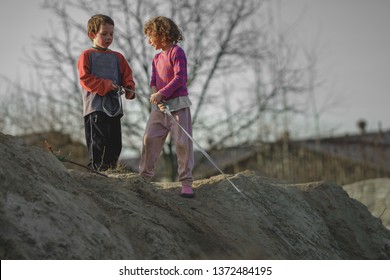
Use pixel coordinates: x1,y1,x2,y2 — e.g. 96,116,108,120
88,32,96,40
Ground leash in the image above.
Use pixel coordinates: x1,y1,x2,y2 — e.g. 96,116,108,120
44,140,108,177
119,86,247,199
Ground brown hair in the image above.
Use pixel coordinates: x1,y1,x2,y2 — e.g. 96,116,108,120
144,16,184,44
87,14,114,39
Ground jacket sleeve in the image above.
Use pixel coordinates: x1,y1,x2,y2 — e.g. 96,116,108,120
77,50,113,96
118,53,135,92
150,57,157,88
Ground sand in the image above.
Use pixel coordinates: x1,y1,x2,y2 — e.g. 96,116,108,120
1,132,390,259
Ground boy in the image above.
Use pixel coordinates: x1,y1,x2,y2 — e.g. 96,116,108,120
140,16,194,198
78,14,135,171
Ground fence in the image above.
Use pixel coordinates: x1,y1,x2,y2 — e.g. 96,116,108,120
216,141,390,185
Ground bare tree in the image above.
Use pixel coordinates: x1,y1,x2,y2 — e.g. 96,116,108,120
1,0,321,180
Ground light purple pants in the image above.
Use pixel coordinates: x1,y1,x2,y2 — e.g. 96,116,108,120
139,107,194,186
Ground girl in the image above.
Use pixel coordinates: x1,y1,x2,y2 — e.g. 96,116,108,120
140,16,194,198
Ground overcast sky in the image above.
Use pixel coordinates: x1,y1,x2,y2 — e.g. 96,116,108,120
1,0,389,137
282,0,390,136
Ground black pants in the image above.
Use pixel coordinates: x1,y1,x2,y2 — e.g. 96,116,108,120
84,111,122,171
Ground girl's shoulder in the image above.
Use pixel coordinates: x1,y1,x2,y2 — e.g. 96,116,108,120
167,44,186,58
172,44,185,53
153,45,186,62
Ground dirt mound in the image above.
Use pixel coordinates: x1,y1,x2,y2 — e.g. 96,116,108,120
343,178,390,230
1,132,390,259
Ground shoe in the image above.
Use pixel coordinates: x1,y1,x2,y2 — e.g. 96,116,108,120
180,185,195,198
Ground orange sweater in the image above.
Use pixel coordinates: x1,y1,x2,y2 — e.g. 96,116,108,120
78,48,135,116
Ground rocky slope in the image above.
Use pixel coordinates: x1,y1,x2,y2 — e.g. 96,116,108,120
1,132,390,259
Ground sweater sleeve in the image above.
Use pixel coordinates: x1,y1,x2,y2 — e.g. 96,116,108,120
150,57,157,88
77,50,113,96
118,53,135,92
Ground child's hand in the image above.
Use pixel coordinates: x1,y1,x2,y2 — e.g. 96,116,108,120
150,92,163,105
157,102,167,112
125,91,135,99
112,82,119,90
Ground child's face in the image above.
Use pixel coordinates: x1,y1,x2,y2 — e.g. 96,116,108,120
90,24,114,49
147,35,164,51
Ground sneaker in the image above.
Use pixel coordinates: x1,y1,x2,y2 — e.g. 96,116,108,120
180,185,195,198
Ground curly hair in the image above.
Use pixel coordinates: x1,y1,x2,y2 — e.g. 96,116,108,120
144,16,184,44
87,14,114,38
